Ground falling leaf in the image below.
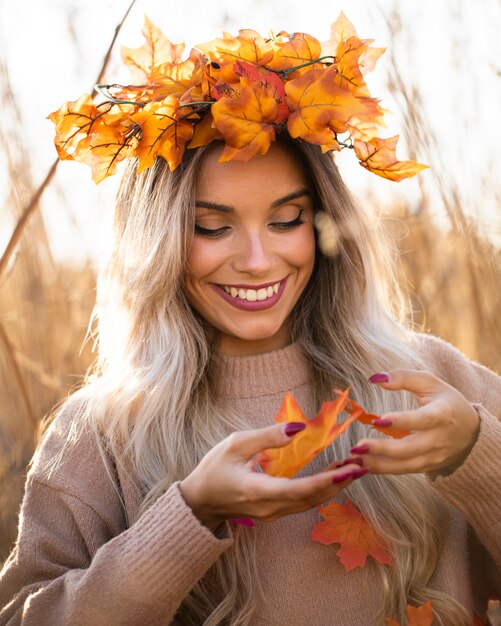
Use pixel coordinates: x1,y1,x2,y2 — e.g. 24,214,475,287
286,65,369,150
131,95,195,171
121,16,185,82
354,136,429,181
256,389,360,478
385,600,434,626
312,499,394,571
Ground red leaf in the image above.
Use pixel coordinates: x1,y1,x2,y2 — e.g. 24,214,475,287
312,499,393,571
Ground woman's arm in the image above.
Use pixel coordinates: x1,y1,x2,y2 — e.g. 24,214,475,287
0,477,233,625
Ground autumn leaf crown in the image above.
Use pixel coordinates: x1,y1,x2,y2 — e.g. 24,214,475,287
49,13,428,184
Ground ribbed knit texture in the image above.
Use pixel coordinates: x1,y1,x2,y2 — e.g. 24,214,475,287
0,334,500,625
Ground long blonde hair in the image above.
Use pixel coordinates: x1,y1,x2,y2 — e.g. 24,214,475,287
46,138,470,625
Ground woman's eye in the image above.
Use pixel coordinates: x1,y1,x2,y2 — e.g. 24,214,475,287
270,209,306,231
194,224,230,238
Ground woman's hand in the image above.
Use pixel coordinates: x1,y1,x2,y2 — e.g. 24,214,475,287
179,423,366,531
351,370,480,475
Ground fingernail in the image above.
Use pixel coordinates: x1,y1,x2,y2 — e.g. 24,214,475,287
284,422,306,437
332,472,353,484
368,372,390,383
229,518,255,527
351,467,370,479
350,444,370,454
340,457,364,467
371,417,393,427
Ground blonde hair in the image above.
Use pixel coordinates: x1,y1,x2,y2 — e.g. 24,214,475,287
46,139,470,625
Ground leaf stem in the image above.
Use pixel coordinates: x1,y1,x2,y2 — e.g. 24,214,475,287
95,84,146,107
266,55,336,76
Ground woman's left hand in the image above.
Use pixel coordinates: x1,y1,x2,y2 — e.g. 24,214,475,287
351,370,481,475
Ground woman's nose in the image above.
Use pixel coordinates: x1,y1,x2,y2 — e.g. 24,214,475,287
231,230,273,276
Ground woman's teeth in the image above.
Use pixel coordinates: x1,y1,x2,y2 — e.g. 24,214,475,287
223,282,280,301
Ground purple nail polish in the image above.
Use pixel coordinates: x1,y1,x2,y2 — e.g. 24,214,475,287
332,472,353,484
368,372,390,384
351,467,369,479
350,443,370,454
371,417,393,427
284,422,307,437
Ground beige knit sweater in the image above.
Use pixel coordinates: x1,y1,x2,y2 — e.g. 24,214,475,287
0,333,500,625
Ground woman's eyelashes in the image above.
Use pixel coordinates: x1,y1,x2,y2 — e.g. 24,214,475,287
269,209,305,231
194,209,306,237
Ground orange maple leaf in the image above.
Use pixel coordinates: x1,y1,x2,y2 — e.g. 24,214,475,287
354,135,429,181
336,391,411,439
188,111,222,148
79,118,138,184
386,599,434,626
321,12,385,79
312,499,394,571
197,29,274,68
211,76,279,163
267,32,322,78
286,65,369,150
121,16,185,82
131,95,195,171
48,94,106,161
256,389,360,478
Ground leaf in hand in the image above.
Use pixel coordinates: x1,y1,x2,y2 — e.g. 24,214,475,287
354,135,429,181
334,390,410,439
312,499,393,571
256,389,360,478
385,599,434,626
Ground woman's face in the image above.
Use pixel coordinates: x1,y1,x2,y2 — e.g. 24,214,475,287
185,142,316,355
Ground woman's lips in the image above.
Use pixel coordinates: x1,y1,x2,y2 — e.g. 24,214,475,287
210,277,288,311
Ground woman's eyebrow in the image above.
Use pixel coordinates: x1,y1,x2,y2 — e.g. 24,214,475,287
270,188,311,208
195,201,233,213
195,189,311,213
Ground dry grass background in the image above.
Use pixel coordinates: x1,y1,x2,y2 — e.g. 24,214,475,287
0,6,500,623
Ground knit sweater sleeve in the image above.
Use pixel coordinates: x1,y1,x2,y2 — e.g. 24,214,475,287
0,409,233,625
413,333,501,593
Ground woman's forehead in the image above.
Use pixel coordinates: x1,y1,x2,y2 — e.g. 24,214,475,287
195,142,309,201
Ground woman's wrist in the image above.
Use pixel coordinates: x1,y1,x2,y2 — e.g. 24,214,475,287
179,478,224,532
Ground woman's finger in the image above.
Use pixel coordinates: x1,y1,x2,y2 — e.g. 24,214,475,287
351,432,438,461
370,368,446,398
246,463,363,505
358,453,433,475
223,422,306,461
372,404,445,432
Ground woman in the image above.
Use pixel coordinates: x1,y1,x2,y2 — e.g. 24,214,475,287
1,17,500,626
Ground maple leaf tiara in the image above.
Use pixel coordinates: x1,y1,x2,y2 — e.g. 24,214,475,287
49,12,428,184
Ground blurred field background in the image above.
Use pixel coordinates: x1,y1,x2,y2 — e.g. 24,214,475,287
0,0,500,620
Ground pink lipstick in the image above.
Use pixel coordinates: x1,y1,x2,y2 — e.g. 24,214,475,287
211,277,288,311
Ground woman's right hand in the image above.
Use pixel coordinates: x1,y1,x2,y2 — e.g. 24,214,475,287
179,422,367,531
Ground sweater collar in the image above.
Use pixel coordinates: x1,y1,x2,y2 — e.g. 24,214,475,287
211,342,310,399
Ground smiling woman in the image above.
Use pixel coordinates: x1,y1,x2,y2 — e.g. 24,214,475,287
186,142,316,354
1,15,501,626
